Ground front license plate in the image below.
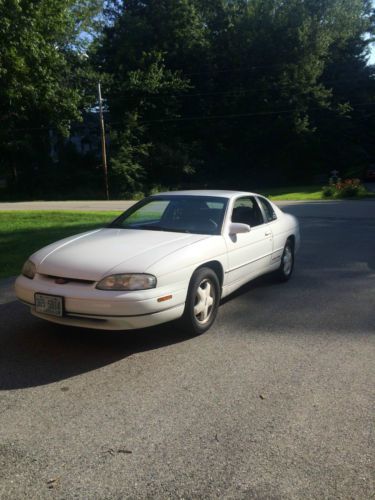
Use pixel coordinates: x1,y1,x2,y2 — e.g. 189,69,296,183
35,293,63,317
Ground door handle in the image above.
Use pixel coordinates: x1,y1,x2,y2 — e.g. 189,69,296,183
265,231,272,237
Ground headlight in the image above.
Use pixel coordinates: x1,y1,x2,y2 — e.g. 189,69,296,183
96,273,157,291
22,259,36,279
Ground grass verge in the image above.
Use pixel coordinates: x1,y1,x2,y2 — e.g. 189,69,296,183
260,184,375,200
260,185,324,201
0,211,121,279
1,188,374,280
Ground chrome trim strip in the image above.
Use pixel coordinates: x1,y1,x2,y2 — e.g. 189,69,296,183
225,251,273,274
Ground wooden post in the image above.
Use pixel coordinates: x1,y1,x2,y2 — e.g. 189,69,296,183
98,82,109,200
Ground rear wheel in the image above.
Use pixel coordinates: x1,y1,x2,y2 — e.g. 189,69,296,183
179,267,220,335
276,240,294,282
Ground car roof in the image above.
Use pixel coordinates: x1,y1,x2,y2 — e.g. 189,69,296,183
154,189,259,199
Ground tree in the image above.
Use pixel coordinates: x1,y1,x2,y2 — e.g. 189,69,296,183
0,0,102,193
95,1,375,192
95,0,209,194
4,0,374,197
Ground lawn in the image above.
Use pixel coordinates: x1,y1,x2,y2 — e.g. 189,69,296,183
259,184,375,200
1,185,373,280
0,211,121,279
259,185,324,200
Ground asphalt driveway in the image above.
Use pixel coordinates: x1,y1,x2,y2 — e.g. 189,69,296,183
0,200,374,499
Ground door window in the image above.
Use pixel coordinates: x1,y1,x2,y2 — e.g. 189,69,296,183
231,197,264,227
257,197,277,222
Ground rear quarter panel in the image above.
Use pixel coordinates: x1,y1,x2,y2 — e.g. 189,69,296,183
270,207,300,264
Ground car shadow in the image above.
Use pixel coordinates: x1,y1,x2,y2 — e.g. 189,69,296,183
220,272,278,305
0,301,193,391
0,274,280,392
2,214,374,390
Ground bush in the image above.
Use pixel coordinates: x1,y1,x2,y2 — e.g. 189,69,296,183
322,185,335,198
322,178,367,198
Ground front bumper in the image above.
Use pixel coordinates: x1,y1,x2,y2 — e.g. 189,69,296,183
15,274,186,330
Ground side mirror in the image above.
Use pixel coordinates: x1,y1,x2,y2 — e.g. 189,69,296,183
229,222,251,235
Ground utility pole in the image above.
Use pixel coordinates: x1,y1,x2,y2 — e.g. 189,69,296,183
98,82,109,200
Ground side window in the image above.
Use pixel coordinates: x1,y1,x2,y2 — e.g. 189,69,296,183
231,197,264,227
257,197,277,222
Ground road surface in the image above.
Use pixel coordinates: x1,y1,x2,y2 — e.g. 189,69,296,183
0,201,374,499
0,200,135,211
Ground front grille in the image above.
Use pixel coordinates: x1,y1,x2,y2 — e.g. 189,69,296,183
40,274,95,285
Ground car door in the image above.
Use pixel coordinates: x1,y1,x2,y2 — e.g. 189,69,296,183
224,196,273,287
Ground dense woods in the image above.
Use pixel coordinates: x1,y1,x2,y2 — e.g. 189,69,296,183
1,0,375,198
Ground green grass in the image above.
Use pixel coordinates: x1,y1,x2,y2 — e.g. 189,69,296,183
1,186,374,280
260,184,375,200
260,185,324,201
0,211,121,279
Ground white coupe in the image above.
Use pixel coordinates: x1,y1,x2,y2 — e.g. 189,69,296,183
15,190,300,334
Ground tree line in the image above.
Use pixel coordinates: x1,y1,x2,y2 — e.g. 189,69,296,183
1,0,375,199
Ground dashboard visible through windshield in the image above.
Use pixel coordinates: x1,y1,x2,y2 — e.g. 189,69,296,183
110,196,228,235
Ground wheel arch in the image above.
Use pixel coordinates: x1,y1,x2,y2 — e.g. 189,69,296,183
287,234,296,250
196,260,224,288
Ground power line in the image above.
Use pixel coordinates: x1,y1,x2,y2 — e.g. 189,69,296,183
112,61,303,80
106,76,375,100
182,60,375,76
184,62,292,76
4,100,375,136
3,75,375,134
138,101,375,125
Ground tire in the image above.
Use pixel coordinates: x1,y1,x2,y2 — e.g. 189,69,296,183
179,267,220,335
276,239,294,282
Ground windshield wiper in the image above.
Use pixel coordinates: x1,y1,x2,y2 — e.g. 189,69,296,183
143,225,192,233
112,224,191,233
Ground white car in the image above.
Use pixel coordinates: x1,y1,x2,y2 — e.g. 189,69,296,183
15,190,300,334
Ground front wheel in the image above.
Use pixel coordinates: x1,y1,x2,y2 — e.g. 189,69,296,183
179,267,220,335
276,240,294,282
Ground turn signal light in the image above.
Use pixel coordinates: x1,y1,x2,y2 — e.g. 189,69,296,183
157,295,172,303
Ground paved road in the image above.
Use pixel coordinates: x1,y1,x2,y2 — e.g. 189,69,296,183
0,198,374,215
364,182,375,193
1,197,375,212
0,200,135,211
0,201,374,499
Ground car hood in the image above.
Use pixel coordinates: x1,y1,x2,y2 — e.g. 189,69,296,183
32,228,210,281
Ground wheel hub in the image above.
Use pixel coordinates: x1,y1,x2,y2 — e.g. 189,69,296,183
194,279,215,324
283,246,293,275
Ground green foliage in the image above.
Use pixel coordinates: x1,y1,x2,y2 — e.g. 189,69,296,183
110,127,150,198
322,185,335,198
0,210,121,278
95,0,375,193
264,185,324,201
322,178,368,198
0,0,101,190
2,0,375,198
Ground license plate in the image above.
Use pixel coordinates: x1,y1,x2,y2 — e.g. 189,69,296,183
35,293,63,317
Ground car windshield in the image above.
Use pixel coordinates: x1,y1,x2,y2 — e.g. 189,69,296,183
109,195,228,235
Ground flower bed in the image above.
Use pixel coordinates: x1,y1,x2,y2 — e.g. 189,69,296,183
322,178,367,198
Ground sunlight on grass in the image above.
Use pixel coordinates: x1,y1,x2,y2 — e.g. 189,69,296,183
261,184,375,200
0,211,121,279
260,185,323,201
268,190,323,201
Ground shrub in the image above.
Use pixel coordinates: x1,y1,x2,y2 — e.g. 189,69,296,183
322,178,367,198
322,185,335,198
